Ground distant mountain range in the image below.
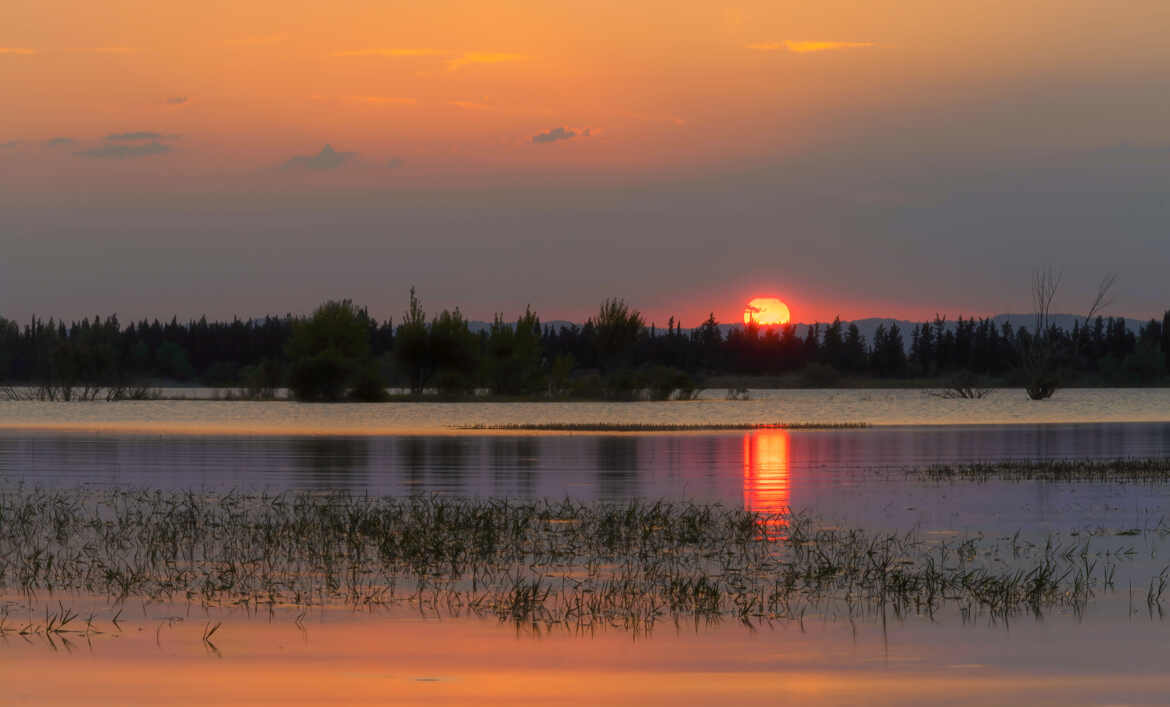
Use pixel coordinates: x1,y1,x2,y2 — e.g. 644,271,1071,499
468,313,1153,351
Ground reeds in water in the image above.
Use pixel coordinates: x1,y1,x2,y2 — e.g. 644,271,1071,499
0,488,1159,633
911,458,1170,482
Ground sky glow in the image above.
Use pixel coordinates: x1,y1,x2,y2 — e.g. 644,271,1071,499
2,0,1168,324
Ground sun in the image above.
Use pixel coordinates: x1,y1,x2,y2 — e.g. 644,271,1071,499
744,297,791,326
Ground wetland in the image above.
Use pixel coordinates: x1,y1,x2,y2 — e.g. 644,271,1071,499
3,388,1170,705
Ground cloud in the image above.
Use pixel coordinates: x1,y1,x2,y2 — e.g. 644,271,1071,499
387,157,405,169
332,49,525,70
106,131,167,141
447,52,526,71
226,34,288,46
283,144,355,170
532,127,591,144
0,48,36,55
449,100,494,111
44,137,77,147
92,47,136,54
166,96,188,105
350,96,417,106
747,41,875,53
1,140,23,149
75,141,171,159
334,48,442,57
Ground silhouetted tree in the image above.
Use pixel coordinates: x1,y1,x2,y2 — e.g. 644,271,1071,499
843,324,868,372
395,287,430,395
1163,310,1170,371
870,323,907,377
2,288,1165,400
483,307,544,395
589,298,644,373
287,299,382,401
429,307,478,396
821,318,844,369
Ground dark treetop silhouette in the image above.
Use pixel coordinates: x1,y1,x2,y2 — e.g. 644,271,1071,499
1,291,1167,401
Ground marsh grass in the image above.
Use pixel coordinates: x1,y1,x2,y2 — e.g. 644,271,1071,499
452,422,871,432
0,488,1161,634
0,599,105,652
911,458,1170,482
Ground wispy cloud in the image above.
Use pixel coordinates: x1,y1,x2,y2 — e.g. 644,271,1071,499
106,131,167,141
226,34,288,46
44,137,77,147
747,41,875,53
166,96,188,105
334,48,442,57
332,49,526,70
283,144,355,171
447,52,526,71
3,47,140,56
350,96,417,106
75,141,171,159
532,127,591,145
1,140,23,149
449,100,494,111
387,157,405,169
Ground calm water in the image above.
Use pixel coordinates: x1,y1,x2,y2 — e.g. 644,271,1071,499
3,421,1170,533
4,391,1170,706
6,602,1170,706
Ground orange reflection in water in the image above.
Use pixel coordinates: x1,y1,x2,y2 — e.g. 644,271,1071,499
742,428,790,519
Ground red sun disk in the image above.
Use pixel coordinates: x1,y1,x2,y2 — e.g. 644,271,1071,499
744,297,791,326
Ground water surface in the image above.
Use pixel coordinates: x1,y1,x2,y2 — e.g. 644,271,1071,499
4,602,1170,707
4,422,1170,533
5,392,1170,705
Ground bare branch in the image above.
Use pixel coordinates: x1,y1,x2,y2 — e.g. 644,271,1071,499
1084,272,1118,324
1031,266,1061,338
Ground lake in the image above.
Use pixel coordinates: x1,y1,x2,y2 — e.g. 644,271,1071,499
3,388,1170,706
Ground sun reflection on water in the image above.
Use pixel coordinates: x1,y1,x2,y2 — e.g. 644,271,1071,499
742,428,791,519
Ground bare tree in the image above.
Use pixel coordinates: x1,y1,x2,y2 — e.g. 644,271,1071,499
1084,273,1118,325
1024,268,1119,400
1031,267,1062,342
1024,267,1062,400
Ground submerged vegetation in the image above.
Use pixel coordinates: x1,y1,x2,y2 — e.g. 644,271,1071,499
1,289,1167,403
912,458,1170,482
1,489,1164,632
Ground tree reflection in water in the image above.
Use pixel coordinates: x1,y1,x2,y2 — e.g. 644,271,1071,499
396,437,470,494
596,436,639,500
292,436,371,489
490,437,539,496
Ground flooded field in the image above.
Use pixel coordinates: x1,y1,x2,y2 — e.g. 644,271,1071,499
2,389,1170,705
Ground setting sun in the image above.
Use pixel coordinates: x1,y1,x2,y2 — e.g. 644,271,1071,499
744,297,791,326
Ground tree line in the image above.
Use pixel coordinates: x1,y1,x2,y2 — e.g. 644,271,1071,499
1,291,1168,401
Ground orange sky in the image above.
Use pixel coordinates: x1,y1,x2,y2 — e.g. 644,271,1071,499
3,0,1169,323
7,0,1167,175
